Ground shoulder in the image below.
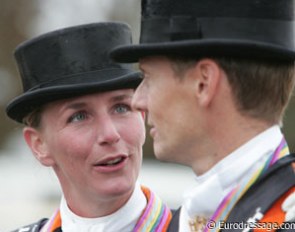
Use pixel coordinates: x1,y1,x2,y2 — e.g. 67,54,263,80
227,155,295,224
11,218,48,232
261,187,295,221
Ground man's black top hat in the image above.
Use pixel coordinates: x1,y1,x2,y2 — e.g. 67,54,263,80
6,22,142,123
111,0,295,62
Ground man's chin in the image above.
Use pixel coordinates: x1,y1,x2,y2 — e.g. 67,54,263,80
153,144,170,161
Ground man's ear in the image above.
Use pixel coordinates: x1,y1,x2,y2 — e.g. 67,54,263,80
23,127,54,167
193,59,222,106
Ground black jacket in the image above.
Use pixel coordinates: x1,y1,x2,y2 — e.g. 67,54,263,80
168,154,295,232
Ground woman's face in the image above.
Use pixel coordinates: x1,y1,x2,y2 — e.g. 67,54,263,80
24,89,145,212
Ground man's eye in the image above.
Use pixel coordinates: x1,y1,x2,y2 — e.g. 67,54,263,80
114,104,131,114
68,111,88,123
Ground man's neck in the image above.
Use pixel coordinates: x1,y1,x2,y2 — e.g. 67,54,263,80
191,114,274,175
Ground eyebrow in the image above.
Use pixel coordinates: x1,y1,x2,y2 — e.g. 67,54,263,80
110,94,133,102
63,102,87,110
55,101,87,118
139,64,146,73
60,93,133,111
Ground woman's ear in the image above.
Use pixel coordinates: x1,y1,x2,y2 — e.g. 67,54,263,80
23,127,55,167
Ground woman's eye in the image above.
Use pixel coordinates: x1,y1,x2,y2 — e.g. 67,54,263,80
68,111,88,123
114,104,131,114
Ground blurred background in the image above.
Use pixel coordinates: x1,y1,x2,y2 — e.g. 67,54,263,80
0,1,295,231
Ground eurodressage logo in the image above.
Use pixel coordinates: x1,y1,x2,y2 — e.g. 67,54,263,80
242,207,264,232
208,207,295,231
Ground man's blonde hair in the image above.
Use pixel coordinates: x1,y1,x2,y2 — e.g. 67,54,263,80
170,57,295,124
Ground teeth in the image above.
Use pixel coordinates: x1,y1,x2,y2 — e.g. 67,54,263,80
105,157,122,166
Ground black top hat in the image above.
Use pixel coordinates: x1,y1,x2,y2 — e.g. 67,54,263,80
111,0,295,62
6,22,142,123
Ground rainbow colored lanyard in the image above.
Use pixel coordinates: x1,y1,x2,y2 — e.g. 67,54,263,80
204,137,289,232
42,186,171,232
133,187,172,231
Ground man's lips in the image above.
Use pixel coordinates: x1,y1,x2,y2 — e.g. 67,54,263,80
149,127,156,138
148,121,156,138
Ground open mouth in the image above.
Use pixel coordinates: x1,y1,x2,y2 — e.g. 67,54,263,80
94,155,127,167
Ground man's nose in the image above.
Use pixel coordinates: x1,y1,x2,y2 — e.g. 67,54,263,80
132,82,147,112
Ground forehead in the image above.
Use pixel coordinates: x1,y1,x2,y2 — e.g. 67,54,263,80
139,56,172,70
44,89,134,111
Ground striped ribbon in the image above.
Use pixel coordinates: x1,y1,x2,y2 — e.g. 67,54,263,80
42,186,171,232
133,186,172,232
204,137,289,232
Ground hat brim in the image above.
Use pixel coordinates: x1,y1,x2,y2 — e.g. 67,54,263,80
6,70,141,123
111,39,295,63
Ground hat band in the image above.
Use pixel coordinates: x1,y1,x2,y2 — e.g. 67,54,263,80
26,68,133,92
140,17,295,48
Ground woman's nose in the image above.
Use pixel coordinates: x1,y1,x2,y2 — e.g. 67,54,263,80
97,117,120,146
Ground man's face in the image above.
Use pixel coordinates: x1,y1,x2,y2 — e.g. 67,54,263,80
133,56,203,165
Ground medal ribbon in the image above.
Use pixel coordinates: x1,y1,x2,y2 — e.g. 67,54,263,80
204,137,289,232
42,186,172,232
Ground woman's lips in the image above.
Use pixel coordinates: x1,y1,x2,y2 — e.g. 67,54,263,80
93,155,128,173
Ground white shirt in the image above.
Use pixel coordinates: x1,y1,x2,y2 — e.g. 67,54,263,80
60,183,147,232
179,125,283,232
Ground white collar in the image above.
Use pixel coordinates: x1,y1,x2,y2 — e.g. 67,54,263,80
179,125,283,232
60,183,147,232
196,125,283,190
